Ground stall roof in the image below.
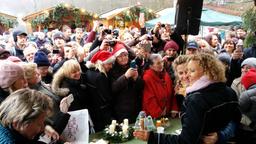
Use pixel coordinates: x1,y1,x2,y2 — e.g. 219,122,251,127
99,7,130,19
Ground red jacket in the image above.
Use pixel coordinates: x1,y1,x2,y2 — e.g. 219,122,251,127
142,69,178,118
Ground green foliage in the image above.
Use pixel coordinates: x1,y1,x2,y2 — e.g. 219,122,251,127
30,3,93,29
0,16,18,28
120,6,156,22
242,6,256,47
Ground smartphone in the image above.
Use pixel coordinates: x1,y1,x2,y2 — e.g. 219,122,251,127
130,60,137,69
66,94,74,105
52,49,59,54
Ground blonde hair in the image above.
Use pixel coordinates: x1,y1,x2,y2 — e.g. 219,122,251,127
53,59,81,81
22,63,37,79
0,88,53,127
95,61,107,77
172,55,189,73
188,53,226,82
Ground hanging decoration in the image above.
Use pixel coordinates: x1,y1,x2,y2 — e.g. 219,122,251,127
0,16,18,28
30,3,94,29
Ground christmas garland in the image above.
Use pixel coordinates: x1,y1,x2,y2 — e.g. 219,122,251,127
116,6,156,22
0,16,18,28
31,3,93,29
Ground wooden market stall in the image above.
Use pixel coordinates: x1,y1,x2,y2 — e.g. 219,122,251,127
99,5,157,29
22,4,95,33
0,12,17,34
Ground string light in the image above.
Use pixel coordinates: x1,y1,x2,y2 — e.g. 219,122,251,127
64,3,70,8
81,9,86,13
93,14,98,18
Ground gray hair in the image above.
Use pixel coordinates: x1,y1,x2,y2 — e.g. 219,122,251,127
0,88,53,127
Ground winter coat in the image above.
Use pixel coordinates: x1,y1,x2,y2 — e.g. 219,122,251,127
84,68,112,132
9,45,26,61
30,81,70,134
244,45,256,59
0,124,32,144
239,84,256,124
147,82,241,144
142,69,178,118
110,63,144,123
52,73,88,111
231,77,245,98
0,88,9,104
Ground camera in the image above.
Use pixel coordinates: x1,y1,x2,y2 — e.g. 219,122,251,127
52,49,60,54
99,23,104,27
147,34,153,41
161,24,166,27
107,40,117,47
103,29,112,35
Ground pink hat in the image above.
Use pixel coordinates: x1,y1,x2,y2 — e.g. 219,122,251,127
7,56,22,63
0,60,24,89
91,50,115,64
164,40,179,51
112,43,128,57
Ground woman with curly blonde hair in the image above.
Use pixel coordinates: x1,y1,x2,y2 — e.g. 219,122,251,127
134,53,241,144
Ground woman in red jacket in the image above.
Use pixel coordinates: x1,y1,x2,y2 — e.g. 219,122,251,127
142,54,178,118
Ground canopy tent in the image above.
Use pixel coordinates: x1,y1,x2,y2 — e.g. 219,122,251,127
146,8,242,27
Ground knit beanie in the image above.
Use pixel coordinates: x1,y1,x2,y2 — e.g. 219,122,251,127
164,40,179,51
0,60,24,89
34,51,50,67
12,30,27,43
241,57,256,68
241,68,256,90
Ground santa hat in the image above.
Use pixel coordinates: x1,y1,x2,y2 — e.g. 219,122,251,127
112,43,128,57
86,50,115,68
241,68,256,90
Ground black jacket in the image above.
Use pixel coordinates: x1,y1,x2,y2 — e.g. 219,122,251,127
85,68,112,132
0,88,9,103
60,76,88,111
148,82,241,144
110,63,144,123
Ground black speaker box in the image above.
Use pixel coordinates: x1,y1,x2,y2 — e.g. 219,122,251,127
175,0,204,35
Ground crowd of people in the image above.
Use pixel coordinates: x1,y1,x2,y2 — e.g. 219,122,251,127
0,19,256,144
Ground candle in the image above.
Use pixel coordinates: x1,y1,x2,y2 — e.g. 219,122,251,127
122,125,129,135
111,120,117,126
124,119,129,126
109,124,115,134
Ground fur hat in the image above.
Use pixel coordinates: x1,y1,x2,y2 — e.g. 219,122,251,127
241,68,256,90
0,60,24,89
